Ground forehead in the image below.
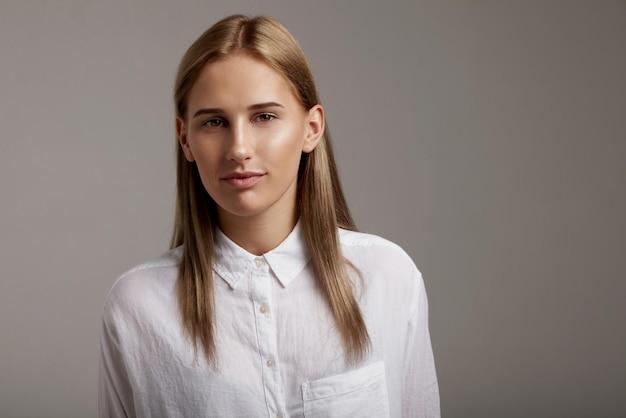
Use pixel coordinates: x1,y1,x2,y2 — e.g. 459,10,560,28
187,54,301,112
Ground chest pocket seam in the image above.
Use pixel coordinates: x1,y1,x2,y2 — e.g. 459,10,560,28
301,361,390,417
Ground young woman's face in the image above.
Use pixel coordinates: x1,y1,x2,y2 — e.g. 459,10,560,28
177,54,323,224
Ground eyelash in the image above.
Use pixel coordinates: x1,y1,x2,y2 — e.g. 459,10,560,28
255,113,276,122
203,118,226,128
201,113,276,128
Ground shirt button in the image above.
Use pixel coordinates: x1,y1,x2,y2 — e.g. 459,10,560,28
266,359,274,368
259,305,269,314
255,258,265,268
276,415,283,418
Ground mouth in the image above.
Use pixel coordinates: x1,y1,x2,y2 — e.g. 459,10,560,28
220,171,266,189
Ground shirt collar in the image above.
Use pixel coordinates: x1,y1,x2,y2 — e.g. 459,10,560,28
212,220,310,289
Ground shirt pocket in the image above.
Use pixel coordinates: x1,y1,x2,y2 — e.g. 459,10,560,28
301,361,390,418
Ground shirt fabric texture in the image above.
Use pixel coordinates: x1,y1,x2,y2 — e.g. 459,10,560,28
99,223,440,417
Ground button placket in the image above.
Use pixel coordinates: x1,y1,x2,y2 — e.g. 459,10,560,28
249,257,285,416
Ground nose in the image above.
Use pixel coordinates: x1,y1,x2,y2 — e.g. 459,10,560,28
226,121,253,163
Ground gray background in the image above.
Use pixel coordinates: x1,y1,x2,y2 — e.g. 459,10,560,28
1,1,624,417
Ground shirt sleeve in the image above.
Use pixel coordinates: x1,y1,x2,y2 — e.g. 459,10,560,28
98,305,135,418
402,268,440,418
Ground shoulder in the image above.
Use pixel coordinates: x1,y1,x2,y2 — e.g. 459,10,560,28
339,229,427,318
338,228,402,249
339,229,418,271
338,228,423,288
103,247,183,320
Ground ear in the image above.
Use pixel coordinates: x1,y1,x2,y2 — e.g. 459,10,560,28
176,117,195,162
302,104,324,153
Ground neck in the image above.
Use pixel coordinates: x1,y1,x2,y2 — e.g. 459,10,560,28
217,207,298,256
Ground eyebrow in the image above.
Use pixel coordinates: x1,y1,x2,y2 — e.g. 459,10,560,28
192,102,284,119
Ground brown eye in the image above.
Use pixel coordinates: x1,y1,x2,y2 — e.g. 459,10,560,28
256,113,276,122
204,118,225,128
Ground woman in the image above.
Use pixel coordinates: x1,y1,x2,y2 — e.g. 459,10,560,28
99,14,439,418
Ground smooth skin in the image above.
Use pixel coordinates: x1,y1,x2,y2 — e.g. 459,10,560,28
176,54,324,255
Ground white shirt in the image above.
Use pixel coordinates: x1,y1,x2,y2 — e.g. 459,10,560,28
99,223,440,417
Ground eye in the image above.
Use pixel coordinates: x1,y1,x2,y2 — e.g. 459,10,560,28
203,118,227,128
255,113,276,122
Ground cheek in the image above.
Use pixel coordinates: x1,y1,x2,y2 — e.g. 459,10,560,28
190,148,221,187
188,135,221,167
267,144,303,178
194,161,222,203
268,125,306,158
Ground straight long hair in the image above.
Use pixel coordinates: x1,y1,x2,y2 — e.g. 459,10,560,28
171,15,369,367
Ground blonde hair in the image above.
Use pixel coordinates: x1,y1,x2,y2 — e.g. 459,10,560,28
171,14,369,367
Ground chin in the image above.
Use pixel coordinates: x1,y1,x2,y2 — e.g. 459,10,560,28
216,201,269,219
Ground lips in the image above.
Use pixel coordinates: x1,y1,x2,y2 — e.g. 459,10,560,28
220,171,266,189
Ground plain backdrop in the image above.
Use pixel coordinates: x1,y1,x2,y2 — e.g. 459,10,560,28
1,1,625,417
